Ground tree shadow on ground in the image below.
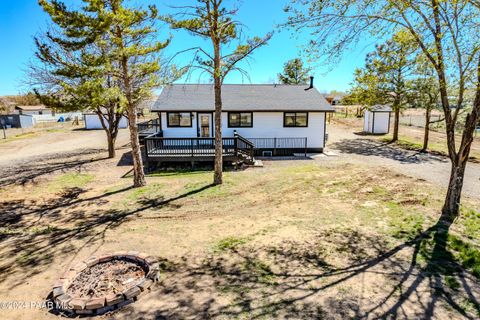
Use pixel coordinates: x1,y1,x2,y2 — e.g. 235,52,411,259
115,219,480,319
0,183,215,290
330,138,447,164
0,148,106,188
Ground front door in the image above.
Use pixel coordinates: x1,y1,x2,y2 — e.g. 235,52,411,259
198,113,212,137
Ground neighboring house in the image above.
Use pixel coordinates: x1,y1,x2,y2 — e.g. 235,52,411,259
325,96,343,106
139,82,334,166
364,105,392,134
83,113,129,130
15,105,52,115
0,114,35,129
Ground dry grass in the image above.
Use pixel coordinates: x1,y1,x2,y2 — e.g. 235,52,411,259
0,158,479,319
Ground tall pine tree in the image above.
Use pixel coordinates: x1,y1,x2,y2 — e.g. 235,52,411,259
163,0,271,185
37,0,172,187
278,58,311,84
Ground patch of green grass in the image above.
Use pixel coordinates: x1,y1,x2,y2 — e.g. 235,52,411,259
459,298,480,318
0,228,22,236
29,225,60,235
242,258,277,284
46,172,95,193
0,131,38,143
458,207,480,241
148,169,211,178
183,179,235,198
448,235,480,278
125,183,164,202
283,164,322,174
46,128,66,133
444,275,461,291
213,236,249,252
372,185,389,197
103,183,131,194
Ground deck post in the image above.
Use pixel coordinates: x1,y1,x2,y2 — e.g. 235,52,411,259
191,138,194,157
304,137,308,157
144,137,150,170
273,137,277,156
234,137,238,158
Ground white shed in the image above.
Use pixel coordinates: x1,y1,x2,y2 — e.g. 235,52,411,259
83,113,128,130
364,105,392,134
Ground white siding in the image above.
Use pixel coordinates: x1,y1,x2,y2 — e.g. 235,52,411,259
160,112,197,137
364,111,390,134
84,114,128,130
160,111,327,148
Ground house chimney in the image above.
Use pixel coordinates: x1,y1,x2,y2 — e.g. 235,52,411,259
305,76,314,91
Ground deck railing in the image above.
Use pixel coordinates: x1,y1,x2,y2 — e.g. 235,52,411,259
144,133,254,163
246,137,308,156
137,118,161,135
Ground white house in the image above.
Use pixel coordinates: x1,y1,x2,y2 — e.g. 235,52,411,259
142,82,334,162
364,105,392,134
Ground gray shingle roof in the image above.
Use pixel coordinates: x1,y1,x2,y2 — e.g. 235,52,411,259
151,84,334,112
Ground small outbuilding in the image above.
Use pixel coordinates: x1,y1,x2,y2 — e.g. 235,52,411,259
363,105,392,134
0,114,35,129
83,113,128,130
15,105,52,115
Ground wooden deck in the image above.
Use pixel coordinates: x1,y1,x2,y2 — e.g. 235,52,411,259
138,119,162,141
144,135,255,165
137,119,312,164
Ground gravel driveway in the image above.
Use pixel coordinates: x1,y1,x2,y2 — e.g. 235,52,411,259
324,123,480,200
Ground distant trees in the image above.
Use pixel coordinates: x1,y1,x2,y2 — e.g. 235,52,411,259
350,31,417,142
409,59,441,151
35,0,174,187
285,0,480,220
0,94,40,114
163,0,271,185
278,58,311,84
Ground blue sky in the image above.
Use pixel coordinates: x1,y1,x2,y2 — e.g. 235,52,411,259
0,0,375,96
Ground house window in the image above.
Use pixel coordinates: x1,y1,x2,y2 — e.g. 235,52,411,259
167,112,192,127
284,112,308,127
228,112,252,127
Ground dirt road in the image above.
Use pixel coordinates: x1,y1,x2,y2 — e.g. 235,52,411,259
325,122,480,199
0,128,130,167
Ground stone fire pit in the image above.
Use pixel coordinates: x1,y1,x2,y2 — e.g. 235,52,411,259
52,251,159,316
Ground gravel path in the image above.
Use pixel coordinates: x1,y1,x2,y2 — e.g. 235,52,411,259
0,128,130,167
324,123,480,199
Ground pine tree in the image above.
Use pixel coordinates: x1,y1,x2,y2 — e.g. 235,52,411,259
37,0,172,187
278,58,311,84
163,0,272,185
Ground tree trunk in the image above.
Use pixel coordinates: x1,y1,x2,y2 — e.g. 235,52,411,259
392,105,400,142
441,57,480,218
120,55,146,188
422,107,431,152
126,107,146,187
441,160,467,222
107,132,116,158
213,59,223,184
212,13,223,185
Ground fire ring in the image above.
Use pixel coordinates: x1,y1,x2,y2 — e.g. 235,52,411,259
51,251,159,316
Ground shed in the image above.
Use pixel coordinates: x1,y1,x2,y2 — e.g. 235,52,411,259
363,105,392,134
0,114,35,128
83,113,128,130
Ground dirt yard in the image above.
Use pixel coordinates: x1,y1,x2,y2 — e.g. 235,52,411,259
326,118,480,199
0,124,479,319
